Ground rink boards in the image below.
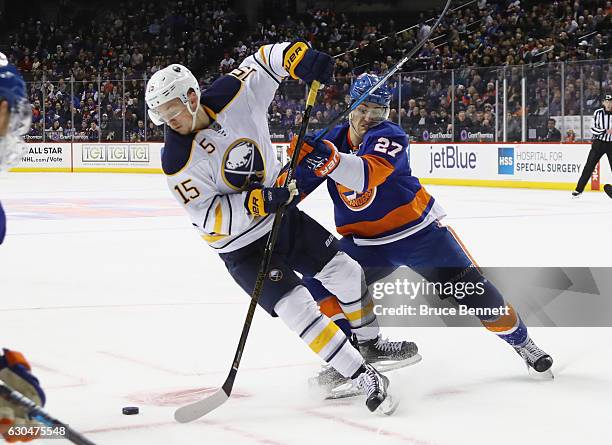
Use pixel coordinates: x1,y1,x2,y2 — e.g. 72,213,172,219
11,141,609,191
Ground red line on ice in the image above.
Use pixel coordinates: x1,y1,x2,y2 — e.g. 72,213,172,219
31,362,88,389
300,408,440,445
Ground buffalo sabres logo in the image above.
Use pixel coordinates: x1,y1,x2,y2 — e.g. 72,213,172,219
221,138,265,190
337,184,377,211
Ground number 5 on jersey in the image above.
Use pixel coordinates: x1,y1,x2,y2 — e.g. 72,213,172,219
174,179,200,204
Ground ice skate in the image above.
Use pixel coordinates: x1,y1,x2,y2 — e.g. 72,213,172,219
514,338,553,379
359,335,421,372
309,335,420,399
352,363,398,415
308,336,422,392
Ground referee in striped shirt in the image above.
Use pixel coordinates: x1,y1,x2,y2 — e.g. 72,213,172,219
573,93,612,197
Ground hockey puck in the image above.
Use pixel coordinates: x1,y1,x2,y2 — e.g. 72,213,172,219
122,406,139,415
604,184,612,199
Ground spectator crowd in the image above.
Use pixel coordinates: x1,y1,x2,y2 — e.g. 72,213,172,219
1,0,610,142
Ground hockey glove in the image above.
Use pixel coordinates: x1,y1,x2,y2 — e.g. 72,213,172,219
244,181,298,217
288,135,340,178
284,41,334,85
0,349,46,442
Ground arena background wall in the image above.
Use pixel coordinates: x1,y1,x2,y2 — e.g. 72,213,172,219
10,142,609,191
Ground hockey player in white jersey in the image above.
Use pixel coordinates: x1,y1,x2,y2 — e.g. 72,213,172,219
146,42,407,413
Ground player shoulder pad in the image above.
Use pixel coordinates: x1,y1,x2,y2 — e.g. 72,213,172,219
161,128,196,176
201,75,243,119
362,121,408,148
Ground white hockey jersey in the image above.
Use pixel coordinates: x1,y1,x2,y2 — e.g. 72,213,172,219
162,42,302,253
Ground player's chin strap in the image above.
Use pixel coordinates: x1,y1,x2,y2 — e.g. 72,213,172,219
186,101,199,132
314,0,452,143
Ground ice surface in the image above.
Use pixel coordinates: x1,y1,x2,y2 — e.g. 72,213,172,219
1,173,611,445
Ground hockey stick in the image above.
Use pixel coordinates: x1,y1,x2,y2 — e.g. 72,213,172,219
174,80,321,423
0,384,96,445
314,0,452,142
604,184,612,199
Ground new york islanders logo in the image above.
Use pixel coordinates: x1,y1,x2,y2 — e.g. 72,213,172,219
337,184,377,211
222,138,265,190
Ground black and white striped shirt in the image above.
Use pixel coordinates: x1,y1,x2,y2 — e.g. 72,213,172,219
591,108,612,142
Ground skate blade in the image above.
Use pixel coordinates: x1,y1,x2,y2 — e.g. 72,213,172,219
376,393,400,416
314,355,423,400
308,373,349,392
528,366,554,380
372,353,422,373
324,382,362,400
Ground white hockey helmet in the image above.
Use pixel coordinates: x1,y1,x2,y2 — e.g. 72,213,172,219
145,64,201,128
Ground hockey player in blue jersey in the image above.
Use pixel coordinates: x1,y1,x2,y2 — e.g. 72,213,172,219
0,53,47,442
289,73,553,385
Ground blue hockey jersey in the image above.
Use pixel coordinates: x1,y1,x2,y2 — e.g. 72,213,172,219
296,121,445,245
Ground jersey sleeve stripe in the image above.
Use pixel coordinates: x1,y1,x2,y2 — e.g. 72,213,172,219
203,197,216,228
253,54,281,84
225,195,233,236
258,46,268,65
213,203,223,234
266,43,283,78
361,154,395,190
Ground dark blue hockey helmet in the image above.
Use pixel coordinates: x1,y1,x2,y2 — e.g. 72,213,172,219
350,73,392,107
